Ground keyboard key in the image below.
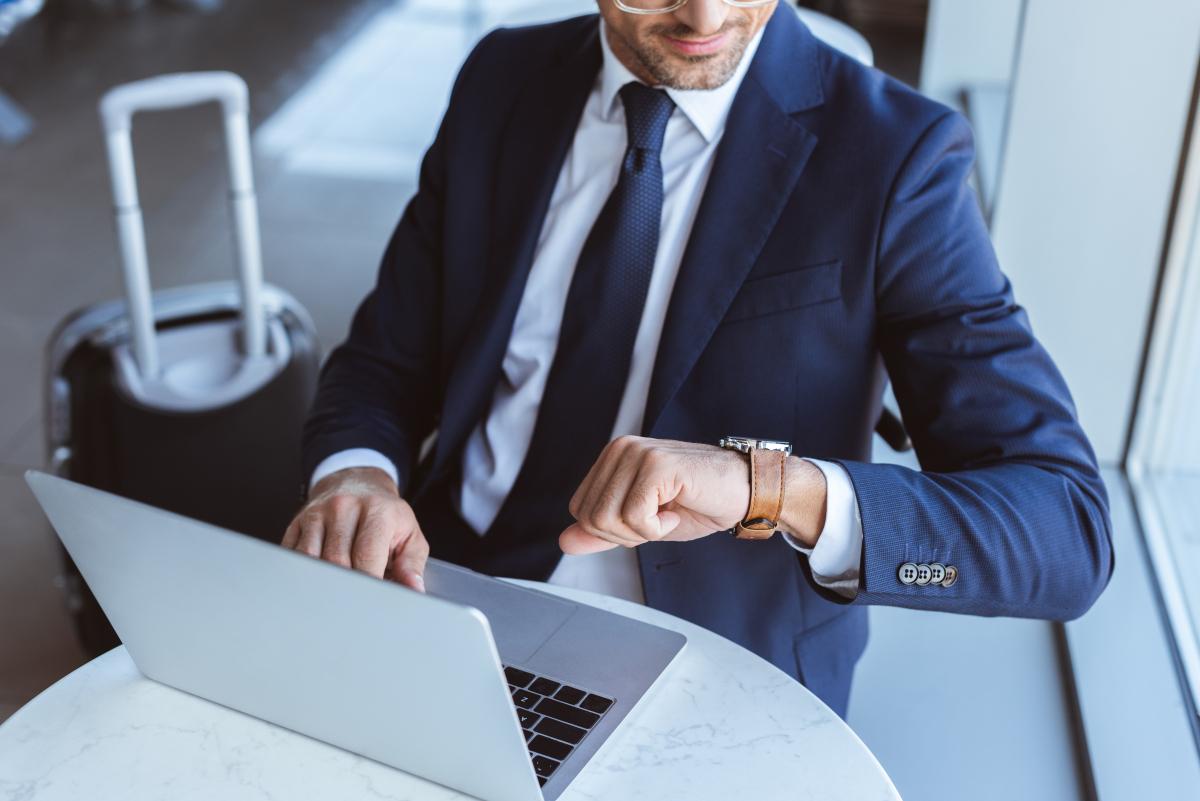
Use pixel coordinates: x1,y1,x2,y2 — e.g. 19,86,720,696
523,729,535,742
529,735,572,761
529,677,560,696
534,717,587,745
580,693,613,714
518,709,541,728
512,689,540,709
534,698,600,730
537,776,547,787
554,685,586,705
532,755,560,778
504,667,535,688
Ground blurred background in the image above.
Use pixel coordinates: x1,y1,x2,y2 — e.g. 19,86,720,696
2,1,1199,799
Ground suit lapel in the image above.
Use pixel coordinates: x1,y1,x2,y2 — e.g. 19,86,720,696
424,23,602,490
642,7,825,435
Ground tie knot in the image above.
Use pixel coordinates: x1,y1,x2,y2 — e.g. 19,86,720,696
619,82,674,154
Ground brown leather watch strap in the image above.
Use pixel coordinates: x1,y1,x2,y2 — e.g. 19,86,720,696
735,447,787,540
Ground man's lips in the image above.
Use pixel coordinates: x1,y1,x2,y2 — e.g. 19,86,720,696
661,31,730,56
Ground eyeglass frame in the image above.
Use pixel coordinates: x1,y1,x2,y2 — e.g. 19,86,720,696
612,0,776,16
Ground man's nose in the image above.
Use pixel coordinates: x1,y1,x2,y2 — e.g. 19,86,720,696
672,0,731,37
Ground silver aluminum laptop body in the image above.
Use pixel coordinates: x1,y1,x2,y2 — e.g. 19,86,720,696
26,471,686,801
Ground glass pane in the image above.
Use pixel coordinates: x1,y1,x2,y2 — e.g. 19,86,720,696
1129,67,1200,710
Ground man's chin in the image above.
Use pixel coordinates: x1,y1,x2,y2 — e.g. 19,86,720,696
660,63,740,92
640,42,747,91
643,53,734,90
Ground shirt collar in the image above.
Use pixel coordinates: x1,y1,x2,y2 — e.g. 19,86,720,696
597,17,766,144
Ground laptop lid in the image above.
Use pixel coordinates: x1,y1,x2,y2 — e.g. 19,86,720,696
26,471,543,801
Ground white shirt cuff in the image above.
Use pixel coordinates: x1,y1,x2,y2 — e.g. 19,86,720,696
309,448,400,493
781,458,863,599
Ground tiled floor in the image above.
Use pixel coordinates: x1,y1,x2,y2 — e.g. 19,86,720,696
0,0,924,732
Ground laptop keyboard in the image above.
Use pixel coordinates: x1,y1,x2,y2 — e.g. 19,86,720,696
503,665,614,787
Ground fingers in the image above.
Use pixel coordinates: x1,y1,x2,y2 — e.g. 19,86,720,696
281,472,428,590
569,439,625,524
350,502,396,578
295,512,325,558
388,525,430,592
571,437,648,547
571,437,683,547
620,455,679,540
281,518,300,549
321,497,361,569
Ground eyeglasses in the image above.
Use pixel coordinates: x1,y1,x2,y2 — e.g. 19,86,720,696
613,0,776,15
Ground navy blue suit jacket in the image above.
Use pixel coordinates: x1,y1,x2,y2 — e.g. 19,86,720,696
303,7,1114,717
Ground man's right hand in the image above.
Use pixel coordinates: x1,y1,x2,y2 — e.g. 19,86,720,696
281,467,429,592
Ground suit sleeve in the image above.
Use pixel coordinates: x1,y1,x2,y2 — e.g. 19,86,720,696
798,111,1114,620
300,35,495,495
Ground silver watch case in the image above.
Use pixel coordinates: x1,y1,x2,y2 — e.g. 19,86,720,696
718,436,793,456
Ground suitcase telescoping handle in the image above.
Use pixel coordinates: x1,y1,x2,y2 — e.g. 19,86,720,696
99,71,266,380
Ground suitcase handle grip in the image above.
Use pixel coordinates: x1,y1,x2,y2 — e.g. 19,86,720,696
99,72,248,133
98,72,265,380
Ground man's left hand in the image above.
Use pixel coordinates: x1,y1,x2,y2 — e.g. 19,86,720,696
559,436,825,555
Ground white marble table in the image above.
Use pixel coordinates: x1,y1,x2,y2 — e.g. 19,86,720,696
0,582,900,801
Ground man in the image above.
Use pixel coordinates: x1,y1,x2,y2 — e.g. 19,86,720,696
287,0,1114,718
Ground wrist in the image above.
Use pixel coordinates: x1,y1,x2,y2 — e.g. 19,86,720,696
310,466,400,500
777,456,827,548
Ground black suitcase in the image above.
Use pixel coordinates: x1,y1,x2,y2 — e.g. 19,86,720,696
44,72,320,655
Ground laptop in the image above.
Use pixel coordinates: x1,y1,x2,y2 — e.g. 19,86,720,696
25,471,686,801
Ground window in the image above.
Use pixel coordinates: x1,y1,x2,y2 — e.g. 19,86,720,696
1128,75,1200,712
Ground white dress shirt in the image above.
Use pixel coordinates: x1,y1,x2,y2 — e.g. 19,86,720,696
312,21,864,603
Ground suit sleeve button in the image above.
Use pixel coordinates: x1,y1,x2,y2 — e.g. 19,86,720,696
929,563,946,584
898,562,919,585
914,564,932,586
941,565,959,587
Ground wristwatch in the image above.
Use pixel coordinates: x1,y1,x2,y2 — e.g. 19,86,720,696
718,436,792,540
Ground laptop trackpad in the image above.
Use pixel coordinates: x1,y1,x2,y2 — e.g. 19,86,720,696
422,559,576,665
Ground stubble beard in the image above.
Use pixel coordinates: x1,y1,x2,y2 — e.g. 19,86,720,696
621,20,753,91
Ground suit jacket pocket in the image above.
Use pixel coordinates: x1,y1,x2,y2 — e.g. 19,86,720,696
723,259,842,324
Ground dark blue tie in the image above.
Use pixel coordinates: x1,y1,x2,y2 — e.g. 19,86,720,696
478,82,676,578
